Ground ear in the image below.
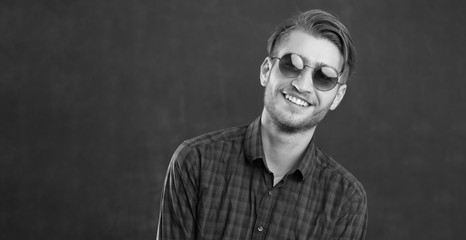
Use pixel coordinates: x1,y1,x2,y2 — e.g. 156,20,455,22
260,57,272,86
330,84,347,110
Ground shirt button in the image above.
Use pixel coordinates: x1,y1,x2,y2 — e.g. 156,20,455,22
268,191,273,195
258,226,264,232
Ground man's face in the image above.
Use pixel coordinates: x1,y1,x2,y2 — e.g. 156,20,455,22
260,30,347,133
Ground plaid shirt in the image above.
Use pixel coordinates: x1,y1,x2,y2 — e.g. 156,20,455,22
157,117,367,240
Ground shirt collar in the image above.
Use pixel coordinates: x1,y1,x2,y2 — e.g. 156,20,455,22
244,116,316,181
289,137,316,181
244,117,265,162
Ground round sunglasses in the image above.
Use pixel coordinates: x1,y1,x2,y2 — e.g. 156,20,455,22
272,53,343,91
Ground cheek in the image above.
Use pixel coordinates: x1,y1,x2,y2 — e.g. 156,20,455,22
315,92,337,109
265,77,282,93
266,83,281,100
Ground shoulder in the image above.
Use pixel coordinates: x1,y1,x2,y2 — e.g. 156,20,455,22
314,146,366,201
183,125,248,148
171,125,248,166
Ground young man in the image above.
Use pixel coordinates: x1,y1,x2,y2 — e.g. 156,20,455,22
157,9,367,240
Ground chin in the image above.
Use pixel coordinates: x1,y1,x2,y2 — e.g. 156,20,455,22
269,113,320,134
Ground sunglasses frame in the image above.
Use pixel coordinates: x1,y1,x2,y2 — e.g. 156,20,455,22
271,53,344,91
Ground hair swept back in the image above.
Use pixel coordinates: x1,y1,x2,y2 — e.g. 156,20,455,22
267,9,357,81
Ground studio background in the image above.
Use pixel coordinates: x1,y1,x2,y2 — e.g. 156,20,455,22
1,0,465,239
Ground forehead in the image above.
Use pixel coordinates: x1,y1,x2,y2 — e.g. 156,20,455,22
275,30,343,70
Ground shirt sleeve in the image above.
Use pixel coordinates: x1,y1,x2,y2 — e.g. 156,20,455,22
331,189,368,240
157,143,200,240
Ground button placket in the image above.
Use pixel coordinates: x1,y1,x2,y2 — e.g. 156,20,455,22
251,185,279,239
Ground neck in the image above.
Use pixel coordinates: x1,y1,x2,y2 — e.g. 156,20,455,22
260,111,315,177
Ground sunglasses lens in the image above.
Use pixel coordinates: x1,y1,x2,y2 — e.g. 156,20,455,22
278,54,303,78
313,66,339,91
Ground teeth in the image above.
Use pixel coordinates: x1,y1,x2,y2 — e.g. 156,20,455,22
285,94,309,107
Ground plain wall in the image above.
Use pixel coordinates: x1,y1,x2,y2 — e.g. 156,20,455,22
1,0,465,239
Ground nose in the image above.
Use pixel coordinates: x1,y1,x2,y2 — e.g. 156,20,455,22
291,67,315,93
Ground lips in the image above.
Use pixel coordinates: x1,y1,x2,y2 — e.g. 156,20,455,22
284,94,310,107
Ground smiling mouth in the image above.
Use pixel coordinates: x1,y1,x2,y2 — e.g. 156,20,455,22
284,94,310,107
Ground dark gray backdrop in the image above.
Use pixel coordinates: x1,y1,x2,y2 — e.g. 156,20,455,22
1,0,465,239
